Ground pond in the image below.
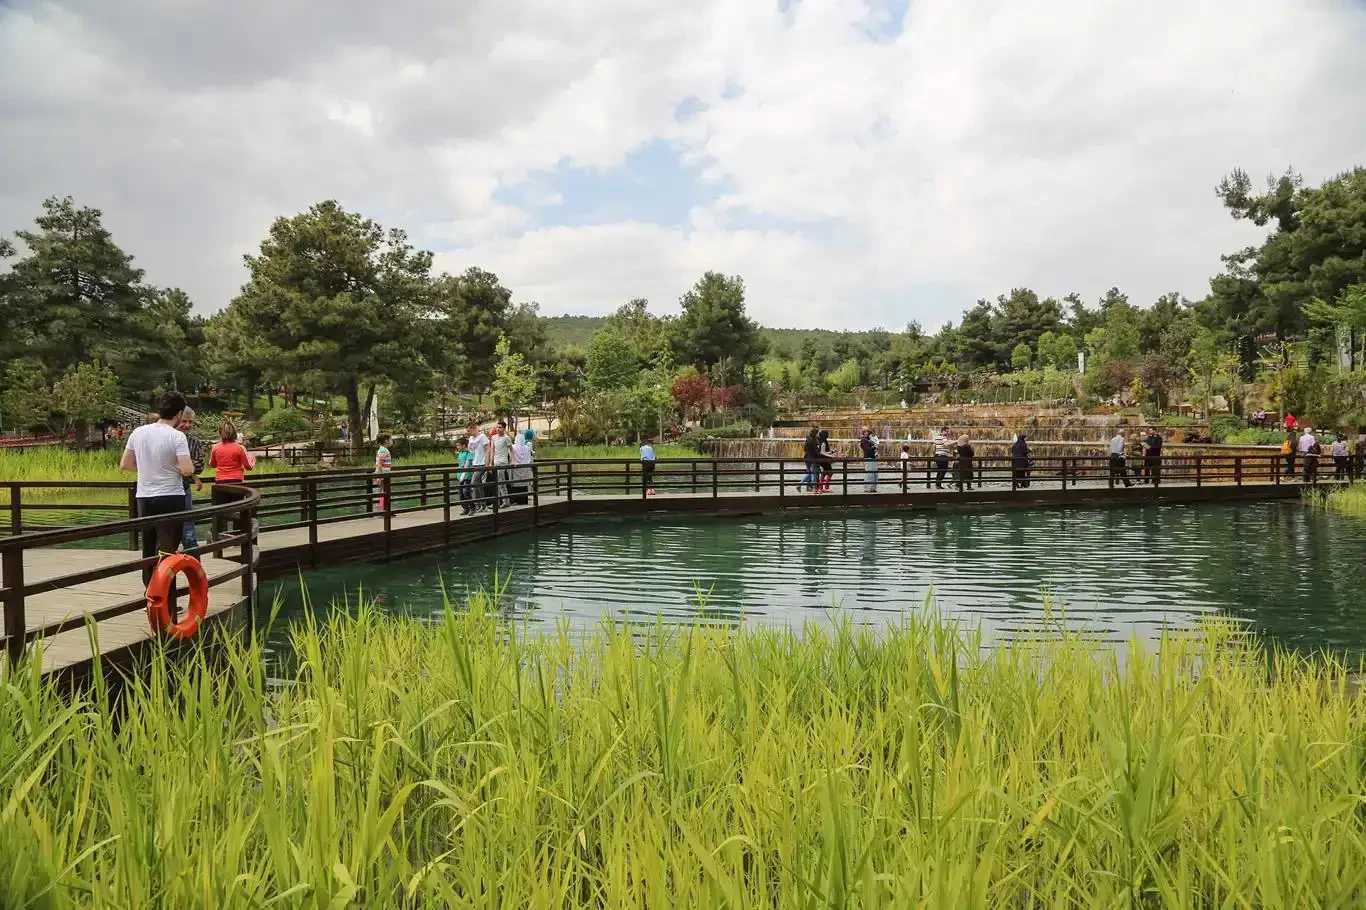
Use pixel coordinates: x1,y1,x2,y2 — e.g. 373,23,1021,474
261,502,1366,659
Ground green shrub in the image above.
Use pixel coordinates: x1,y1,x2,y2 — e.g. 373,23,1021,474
1208,414,1246,443
259,407,311,436
1221,427,1285,446
1160,414,1195,427
694,422,754,439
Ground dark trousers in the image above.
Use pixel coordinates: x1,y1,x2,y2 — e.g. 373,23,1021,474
139,494,185,618
1012,467,1030,488
956,463,973,491
1335,456,1349,478
210,480,245,542
459,477,473,513
641,460,656,492
479,468,497,507
1109,454,1132,487
1284,452,1296,475
1144,457,1161,486
934,455,950,488
1303,457,1318,483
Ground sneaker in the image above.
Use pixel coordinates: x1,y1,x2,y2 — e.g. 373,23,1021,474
647,488,655,496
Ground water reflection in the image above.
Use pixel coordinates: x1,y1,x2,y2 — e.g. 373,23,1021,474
262,503,1366,659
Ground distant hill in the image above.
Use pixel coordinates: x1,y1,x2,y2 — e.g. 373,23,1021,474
540,314,899,356
540,314,608,350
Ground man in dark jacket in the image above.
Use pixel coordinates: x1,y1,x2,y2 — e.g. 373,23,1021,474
1010,433,1030,488
1143,428,1162,486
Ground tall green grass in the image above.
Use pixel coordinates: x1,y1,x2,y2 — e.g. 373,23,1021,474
1321,482,1366,517
2,601,1362,906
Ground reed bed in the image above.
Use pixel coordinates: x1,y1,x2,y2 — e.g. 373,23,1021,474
2,600,1363,906
1320,482,1366,517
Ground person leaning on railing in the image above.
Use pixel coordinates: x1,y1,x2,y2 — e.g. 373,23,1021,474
120,391,196,619
207,421,254,542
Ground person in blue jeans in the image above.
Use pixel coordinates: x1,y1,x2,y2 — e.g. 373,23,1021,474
640,441,657,495
178,407,205,550
799,427,820,492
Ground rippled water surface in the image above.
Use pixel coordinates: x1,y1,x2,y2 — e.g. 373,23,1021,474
263,503,1366,657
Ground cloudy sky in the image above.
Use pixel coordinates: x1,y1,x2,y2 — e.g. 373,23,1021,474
2,0,1365,330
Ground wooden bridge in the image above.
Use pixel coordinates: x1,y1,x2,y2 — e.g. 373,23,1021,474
2,451,1358,684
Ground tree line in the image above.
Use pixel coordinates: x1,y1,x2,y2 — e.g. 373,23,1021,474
2,165,1363,447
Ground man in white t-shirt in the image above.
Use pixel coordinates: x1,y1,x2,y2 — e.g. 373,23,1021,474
491,419,512,505
121,391,195,614
466,421,490,511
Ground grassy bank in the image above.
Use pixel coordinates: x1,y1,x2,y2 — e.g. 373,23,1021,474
1321,482,1366,517
2,602,1362,906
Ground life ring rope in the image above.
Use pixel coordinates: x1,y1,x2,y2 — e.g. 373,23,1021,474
145,553,210,640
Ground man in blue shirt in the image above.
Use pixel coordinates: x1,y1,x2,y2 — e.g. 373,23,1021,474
640,441,656,496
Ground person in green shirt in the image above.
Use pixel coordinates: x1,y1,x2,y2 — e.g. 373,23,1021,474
456,438,474,515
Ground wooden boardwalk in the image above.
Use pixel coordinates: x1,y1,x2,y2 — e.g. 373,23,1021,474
10,471,1332,679
25,550,245,675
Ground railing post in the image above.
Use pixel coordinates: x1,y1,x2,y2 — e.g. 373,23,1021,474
624,461,631,497
491,473,500,533
442,470,451,537
841,459,848,499
902,457,908,495
1274,453,1280,485
298,478,308,523
382,475,393,556
1234,456,1242,487
307,478,319,568
532,464,540,526
778,461,785,500
640,459,647,500
754,459,760,493
240,499,254,609
1195,455,1203,488
691,462,698,494
2,547,24,667
365,476,374,514
9,483,21,538
1062,458,1069,491
420,468,429,507
127,486,138,550
712,460,719,499
567,462,574,503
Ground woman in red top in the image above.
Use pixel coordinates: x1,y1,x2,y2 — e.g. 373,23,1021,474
208,422,254,495
208,422,255,541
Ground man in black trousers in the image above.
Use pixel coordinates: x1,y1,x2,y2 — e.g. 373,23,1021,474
1108,430,1132,488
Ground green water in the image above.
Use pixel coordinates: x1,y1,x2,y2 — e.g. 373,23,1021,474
261,502,1366,658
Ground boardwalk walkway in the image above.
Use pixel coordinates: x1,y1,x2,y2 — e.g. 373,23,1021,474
5,453,1352,680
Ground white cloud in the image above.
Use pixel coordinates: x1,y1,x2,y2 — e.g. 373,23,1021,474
2,0,1364,330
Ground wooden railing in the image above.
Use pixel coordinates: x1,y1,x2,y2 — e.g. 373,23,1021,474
0,484,260,664
1,451,1358,666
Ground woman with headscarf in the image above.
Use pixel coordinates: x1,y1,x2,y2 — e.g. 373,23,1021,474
955,434,975,492
1010,432,1031,488
510,428,534,505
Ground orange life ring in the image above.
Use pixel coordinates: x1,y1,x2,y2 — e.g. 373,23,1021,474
146,553,210,639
